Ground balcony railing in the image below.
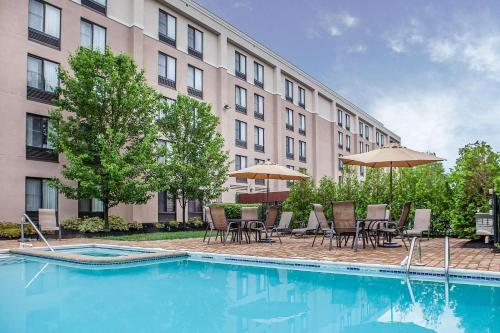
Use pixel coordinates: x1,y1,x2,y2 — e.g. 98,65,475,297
338,144,343,149
254,144,264,153
188,47,203,60
158,76,176,89
299,128,306,136
82,0,106,15
254,111,264,120
254,79,264,89
235,104,247,114
285,95,293,102
299,101,305,108
27,86,57,104
159,33,176,47
187,87,203,99
235,139,247,149
299,156,306,163
235,71,246,81
286,123,294,131
26,146,58,163
286,153,294,160
28,28,60,49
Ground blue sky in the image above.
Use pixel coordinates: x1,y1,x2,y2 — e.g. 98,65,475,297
196,0,500,169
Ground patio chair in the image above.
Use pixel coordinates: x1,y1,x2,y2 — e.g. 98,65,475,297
276,211,293,234
251,206,280,243
377,201,412,249
312,204,334,247
242,206,259,242
290,211,318,237
360,204,387,247
403,208,431,241
38,209,61,240
203,206,215,242
208,205,239,245
328,201,358,250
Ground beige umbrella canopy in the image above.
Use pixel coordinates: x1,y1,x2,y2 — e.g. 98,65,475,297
229,160,310,203
340,143,445,208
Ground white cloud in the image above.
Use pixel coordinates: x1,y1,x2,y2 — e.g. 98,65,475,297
385,19,424,53
341,14,359,27
329,25,342,37
427,39,457,62
348,44,367,53
231,1,252,11
320,12,360,38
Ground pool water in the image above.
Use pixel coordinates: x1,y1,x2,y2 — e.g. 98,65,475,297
0,257,498,333
55,246,151,257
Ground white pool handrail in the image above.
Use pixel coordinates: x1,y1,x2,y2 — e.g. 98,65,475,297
21,214,54,252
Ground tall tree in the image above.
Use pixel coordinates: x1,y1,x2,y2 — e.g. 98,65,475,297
157,95,230,226
50,47,162,230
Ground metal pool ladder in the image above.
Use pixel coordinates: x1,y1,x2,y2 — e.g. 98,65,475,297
444,235,450,277
20,214,54,252
403,236,421,274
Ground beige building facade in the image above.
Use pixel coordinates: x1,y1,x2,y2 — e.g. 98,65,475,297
0,0,400,224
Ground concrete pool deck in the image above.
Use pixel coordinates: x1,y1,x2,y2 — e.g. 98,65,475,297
1,236,499,272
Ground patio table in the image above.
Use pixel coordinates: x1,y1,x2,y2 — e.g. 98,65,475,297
227,219,261,244
353,218,389,251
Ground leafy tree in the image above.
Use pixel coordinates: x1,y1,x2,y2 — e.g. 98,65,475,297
157,95,230,226
449,141,500,237
50,47,162,230
282,168,317,226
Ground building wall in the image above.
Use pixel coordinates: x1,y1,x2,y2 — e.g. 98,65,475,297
0,0,400,223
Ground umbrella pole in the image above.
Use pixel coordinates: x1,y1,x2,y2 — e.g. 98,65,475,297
389,162,393,217
266,175,270,207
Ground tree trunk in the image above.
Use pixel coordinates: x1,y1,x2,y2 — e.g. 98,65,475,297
103,199,109,231
181,200,186,229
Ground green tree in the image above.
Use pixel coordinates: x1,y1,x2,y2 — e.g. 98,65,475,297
157,95,230,226
449,141,500,237
50,47,162,230
282,168,317,225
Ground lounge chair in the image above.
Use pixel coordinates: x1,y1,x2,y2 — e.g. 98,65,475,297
207,205,239,245
329,201,358,250
291,211,318,237
312,204,333,247
242,206,259,242
403,208,431,241
276,211,293,234
203,206,215,242
377,201,412,249
38,209,61,239
251,206,280,243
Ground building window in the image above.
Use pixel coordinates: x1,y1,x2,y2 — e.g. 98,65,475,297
359,121,364,137
158,192,176,214
157,139,171,163
381,134,385,146
366,144,370,152
26,113,58,162
254,62,264,88
157,97,175,119
346,135,351,152
299,114,306,135
27,54,59,103
28,0,61,49
81,0,107,15
365,125,369,140
359,141,364,153
255,159,265,185
345,114,351,131
338,154,343,171
159,9,176,46
158,52,176,89
188,199,203,216
78,198,104,218
286,165,294,187
235,120,247,148
235,86,247,113
235,51,247,80
254,94,264,120
187,25,203,59
337,109,343,127
235,155,247,183
80,19,106,52
254,126,264,152
187,65,203,99
338,131,343,148
25,177,58,221
286,108,294,131
286,136,294,159
298,87,305,108
376,131,380,145
285,79,293,102
299,141,306,162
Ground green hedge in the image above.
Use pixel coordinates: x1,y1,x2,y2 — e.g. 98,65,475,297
62,215,141,233
210,203,264,220
0,222,36,239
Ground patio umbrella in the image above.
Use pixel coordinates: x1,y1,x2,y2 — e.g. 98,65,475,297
228,160,310,204
340,143,444,209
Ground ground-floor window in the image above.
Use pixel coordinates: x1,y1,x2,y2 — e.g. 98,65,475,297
25,177,58,221
78,198,104,218
158,191,176,222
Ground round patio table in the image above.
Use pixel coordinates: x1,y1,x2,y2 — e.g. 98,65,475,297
227,219,260,244
353,218,390,251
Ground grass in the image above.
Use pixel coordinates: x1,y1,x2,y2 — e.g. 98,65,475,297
96,230,206,241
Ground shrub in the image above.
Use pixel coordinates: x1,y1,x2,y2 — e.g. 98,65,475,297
109,215,129,231
78,217,105,233
168,220,179,229
0,222,36,239
211,203,263,220
62,217,81,231
128,221,143,230
189,217,203,228
153,222,165,229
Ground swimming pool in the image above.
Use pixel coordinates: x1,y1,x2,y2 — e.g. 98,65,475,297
0,252,498,333
51,245,155,257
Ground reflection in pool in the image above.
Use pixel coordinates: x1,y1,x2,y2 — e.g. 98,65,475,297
0,257,498,333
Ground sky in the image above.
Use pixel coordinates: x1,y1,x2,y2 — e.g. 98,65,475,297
195,0,500,170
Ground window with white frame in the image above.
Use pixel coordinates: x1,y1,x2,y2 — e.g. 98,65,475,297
158,52,176,87
285,79,293,101
80,19,106,52
365,125,369,140
359,141,364,153
254,94,264,119
286,136,294,158
359,121,364,137
235,51,247,79
345,113,351,131
376,131,381,145
366,144,370,152
338,131,343,147
337,109,343,126
298,87,305,107
286,108,294,129
299,113,306,134
159,10,176,45
381,134,385,146
27,54,58,93
346,135,351,151
254,62,264,87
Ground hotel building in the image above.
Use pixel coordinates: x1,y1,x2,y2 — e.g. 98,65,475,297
0,0,400,224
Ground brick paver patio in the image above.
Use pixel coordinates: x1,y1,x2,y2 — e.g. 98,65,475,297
1,236,499,272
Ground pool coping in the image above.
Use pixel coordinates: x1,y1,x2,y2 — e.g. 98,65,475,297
2,243,499,285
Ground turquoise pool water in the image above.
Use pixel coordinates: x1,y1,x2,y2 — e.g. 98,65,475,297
0,256,498,333
54,246,152,257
